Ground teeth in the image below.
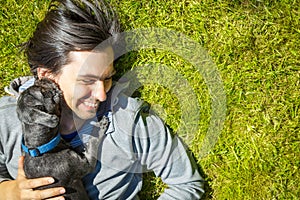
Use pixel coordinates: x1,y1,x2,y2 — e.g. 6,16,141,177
84,102,97,108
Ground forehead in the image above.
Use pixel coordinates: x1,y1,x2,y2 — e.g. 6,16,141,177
66,47,114,75
68,47,114,67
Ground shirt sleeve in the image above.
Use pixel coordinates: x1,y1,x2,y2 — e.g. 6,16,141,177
0,96,20,182
132,104,205,199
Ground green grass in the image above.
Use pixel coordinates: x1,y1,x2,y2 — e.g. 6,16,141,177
1,0,299,199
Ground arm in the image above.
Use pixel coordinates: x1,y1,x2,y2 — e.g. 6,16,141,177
0,156,65,200
134,107,205,199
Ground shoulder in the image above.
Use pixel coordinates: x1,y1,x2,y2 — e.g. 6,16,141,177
103,82,150,124
109,84,167,141
109,84,150,129
112,93,147,118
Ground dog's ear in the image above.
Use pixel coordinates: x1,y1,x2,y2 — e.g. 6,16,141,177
19,107,59,128
21,88,45,107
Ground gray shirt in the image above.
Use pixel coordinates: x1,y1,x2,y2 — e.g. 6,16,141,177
0,77,204,199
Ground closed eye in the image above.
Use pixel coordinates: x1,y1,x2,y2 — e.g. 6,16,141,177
77,69,116,84
80,79,96,85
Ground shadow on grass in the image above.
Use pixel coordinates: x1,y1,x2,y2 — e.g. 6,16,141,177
115,52,212,199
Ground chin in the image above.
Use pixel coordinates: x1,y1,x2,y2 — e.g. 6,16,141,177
73,110,97,120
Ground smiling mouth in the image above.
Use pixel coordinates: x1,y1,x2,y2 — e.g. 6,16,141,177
83,101,98,108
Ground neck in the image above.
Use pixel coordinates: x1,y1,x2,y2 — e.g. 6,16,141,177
24,125,59,148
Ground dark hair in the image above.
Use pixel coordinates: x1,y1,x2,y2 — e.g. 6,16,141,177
24,0,120,76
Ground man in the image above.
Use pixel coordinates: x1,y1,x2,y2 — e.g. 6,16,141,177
0,0,204,199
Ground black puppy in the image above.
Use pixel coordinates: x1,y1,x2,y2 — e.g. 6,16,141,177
17,78,107,200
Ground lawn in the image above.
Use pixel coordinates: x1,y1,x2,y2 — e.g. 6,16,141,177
1,0,299,199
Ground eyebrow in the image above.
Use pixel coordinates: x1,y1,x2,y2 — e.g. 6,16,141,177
77,69,116,80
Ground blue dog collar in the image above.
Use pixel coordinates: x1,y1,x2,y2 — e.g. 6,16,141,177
21,134,61,157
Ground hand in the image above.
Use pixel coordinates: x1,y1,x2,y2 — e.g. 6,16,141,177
0,156,65,200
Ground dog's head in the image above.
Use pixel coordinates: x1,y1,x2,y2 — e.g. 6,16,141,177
17,78,62,143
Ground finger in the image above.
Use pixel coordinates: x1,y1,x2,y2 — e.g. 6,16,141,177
23,187,65,200
19,177,55,190
17,156,26,178
46,195,65,200
32,187,65,200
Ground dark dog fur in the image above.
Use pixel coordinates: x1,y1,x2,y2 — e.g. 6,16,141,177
16,78,106,200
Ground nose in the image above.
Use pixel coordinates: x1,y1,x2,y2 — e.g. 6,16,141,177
92,81,107,102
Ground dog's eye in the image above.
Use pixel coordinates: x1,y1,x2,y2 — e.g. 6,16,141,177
36,105,45,112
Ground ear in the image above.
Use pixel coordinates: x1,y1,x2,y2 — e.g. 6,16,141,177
37,68,57,82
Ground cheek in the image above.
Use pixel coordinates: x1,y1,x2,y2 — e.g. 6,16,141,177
57,80,91,103
71,84,93,100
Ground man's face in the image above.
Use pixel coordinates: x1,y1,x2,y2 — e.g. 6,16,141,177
54,47,115,120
